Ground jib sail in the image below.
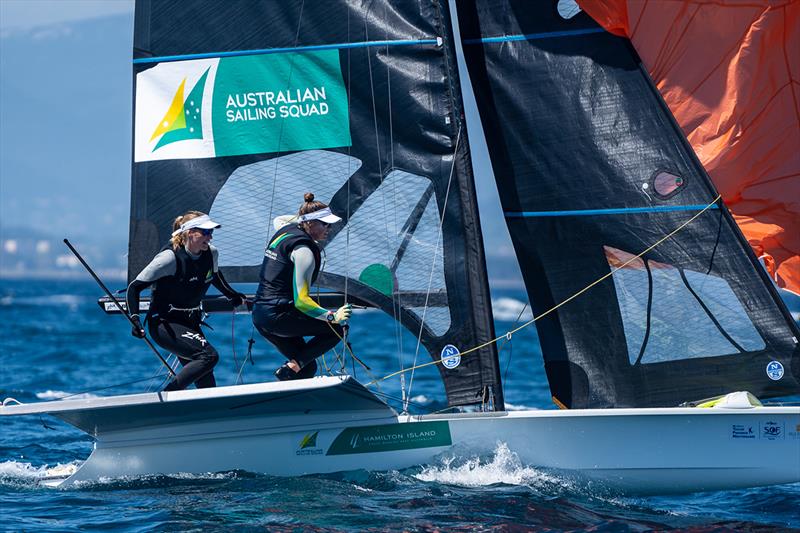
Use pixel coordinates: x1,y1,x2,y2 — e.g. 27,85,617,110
456,0,800,408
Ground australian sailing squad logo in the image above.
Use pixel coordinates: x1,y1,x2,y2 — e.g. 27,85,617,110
296,431,324,456
135,50,351,162
149,68,210,152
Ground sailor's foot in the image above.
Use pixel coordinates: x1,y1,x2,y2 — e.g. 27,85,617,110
274,364,299,381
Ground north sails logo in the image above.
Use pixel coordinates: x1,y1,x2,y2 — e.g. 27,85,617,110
150,67,210,152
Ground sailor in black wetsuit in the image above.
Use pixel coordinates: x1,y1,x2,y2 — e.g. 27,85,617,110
252,193,352,381
126,211,246,391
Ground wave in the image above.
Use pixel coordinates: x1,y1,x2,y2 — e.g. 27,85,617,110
491,297,532,322
415,442,570,491
0,294,87,310
0,460,80,485
36,390,101,401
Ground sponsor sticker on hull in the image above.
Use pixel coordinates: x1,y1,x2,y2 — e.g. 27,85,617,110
135,50,351,162
731,424,756,439
327,421,451,456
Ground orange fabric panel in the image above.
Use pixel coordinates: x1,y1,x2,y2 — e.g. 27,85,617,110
578,0,800,295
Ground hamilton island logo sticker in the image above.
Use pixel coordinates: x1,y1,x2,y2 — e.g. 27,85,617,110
327,421,452,455
766,360,784,381
440,344,461,370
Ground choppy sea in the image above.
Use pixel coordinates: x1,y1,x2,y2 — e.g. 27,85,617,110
1,279,798,532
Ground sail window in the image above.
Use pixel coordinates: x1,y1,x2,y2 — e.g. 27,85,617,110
605,246,764,364
325,170,451,336
651,170,686,199
209,150,361,267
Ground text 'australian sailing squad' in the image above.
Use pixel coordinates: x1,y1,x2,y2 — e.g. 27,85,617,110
226,87,329,122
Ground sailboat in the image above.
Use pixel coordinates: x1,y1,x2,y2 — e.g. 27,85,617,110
2,0,798,494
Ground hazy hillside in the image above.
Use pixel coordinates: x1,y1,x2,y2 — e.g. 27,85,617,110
0,12,521,285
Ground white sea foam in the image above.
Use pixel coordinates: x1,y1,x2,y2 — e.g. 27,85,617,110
415,442,564,489
491,297,532,322
1,294,85,310
36,390,100,401
409,394,429,404
503,402,537,411
0,460,80,482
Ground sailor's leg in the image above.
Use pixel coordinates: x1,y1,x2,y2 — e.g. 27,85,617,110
150,320,219,391
271,312,343,368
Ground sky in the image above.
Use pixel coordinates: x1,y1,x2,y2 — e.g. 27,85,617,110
0,0,133,32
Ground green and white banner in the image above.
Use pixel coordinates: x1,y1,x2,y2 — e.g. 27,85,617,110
134,51,351,162
326,421,452,455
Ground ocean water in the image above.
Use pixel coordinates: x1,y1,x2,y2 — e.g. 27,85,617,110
1,279,798,532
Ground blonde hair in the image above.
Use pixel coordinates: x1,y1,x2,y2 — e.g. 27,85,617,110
170,210,205,250
298,192,329,231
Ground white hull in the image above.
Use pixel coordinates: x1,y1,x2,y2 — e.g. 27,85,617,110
3,376,799,494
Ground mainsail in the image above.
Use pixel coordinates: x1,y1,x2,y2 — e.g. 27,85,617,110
456,0,800,408
129,0,502,408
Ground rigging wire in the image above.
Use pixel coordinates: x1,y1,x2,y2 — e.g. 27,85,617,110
403,125,461,412
367,195,723,387
363,0,406,404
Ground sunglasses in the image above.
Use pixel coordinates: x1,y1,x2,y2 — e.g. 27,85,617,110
196,228,214,236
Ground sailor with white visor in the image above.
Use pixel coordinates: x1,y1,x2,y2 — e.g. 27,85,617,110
126,210,246,391
252,193,352,381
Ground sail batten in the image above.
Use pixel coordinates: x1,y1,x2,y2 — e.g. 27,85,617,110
505,204,720,217
133,39,442,64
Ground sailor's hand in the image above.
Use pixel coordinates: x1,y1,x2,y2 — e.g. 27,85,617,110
230,292,247,308
333,304,352,324
130,315,146,338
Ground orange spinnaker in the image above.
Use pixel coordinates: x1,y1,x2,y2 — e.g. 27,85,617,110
578,0,800,295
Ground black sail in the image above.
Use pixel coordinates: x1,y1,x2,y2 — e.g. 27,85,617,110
456,0,800,407
130,0,502,408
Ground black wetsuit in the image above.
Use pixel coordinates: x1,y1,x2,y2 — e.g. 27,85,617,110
127,245,240,391
252,224,342,377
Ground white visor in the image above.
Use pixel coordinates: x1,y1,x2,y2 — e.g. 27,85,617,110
171,214,221,236
298,207,341,224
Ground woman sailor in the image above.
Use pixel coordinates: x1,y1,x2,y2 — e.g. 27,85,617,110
252,193,352,380
126,211,246,391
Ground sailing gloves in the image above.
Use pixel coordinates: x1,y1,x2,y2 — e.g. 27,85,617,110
130,315,146,338
333,304,352,324
229,292,247,308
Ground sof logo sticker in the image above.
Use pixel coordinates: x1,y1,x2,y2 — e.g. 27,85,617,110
766,361,784,381
440,344,461,370
296,431,323,456
760,421,784,441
